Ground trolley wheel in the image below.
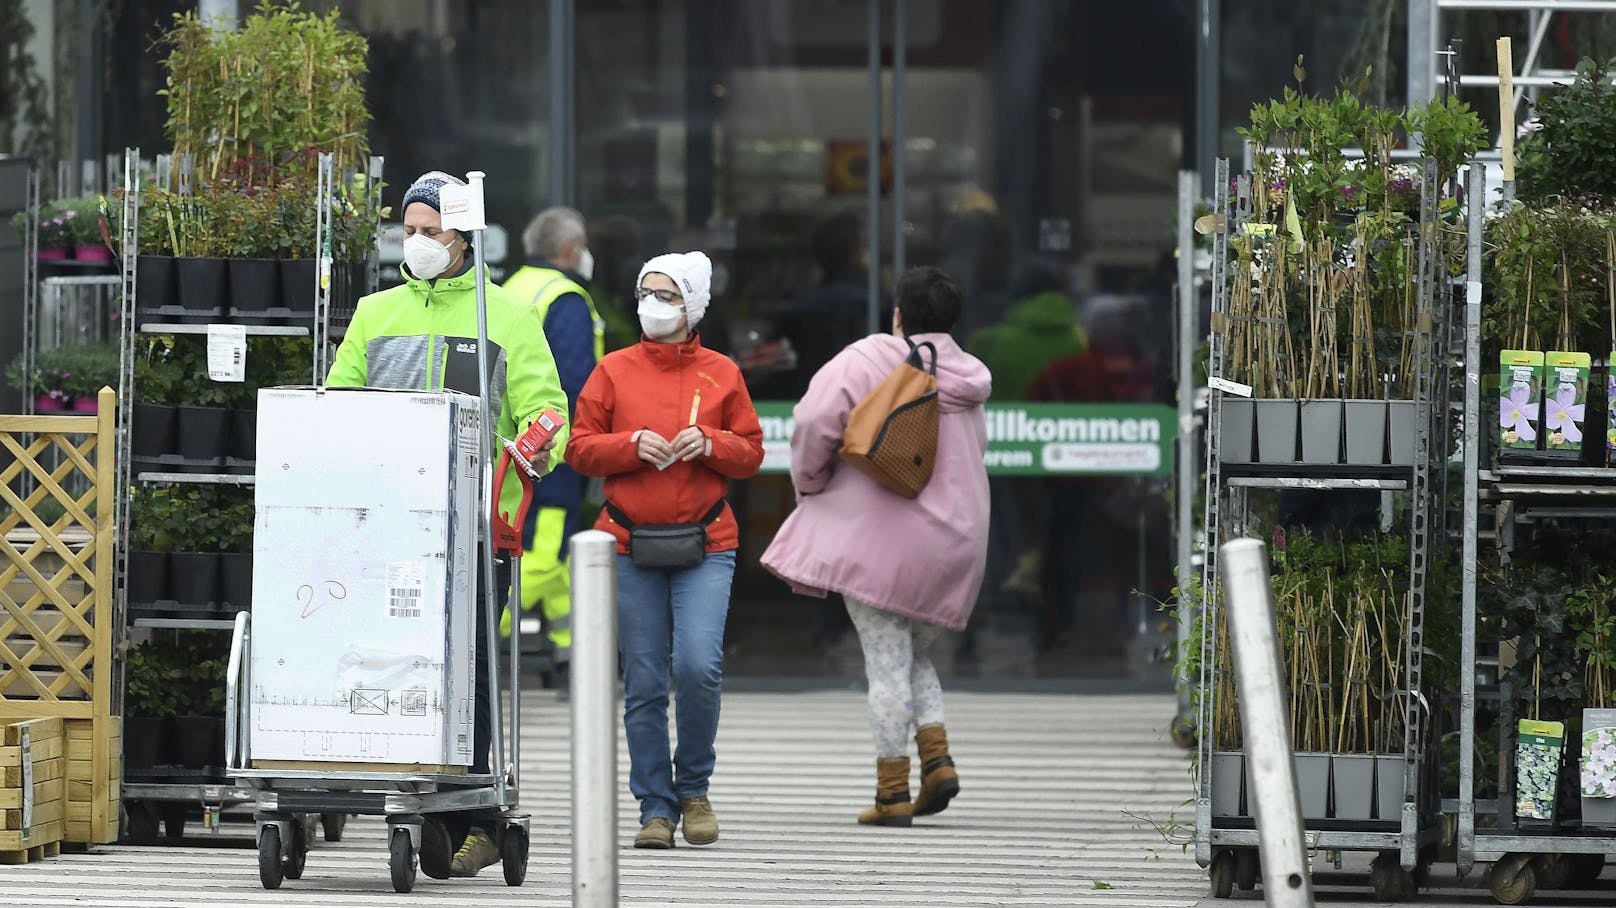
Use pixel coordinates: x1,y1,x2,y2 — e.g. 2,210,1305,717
321,812,347,843
1170,713,1197,750
258,825,285,891
389,826,417,894
501,826,528,887
162,802,186,840
1489,854,1537,905
283,819,307,881
127,802,159,845
1535,854,1573,890
1370,852,1416,902
1571,853,1606,887
1209,849,1236,898
1234,848,1259,891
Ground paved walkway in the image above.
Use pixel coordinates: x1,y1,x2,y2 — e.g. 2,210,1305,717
0,689,1203,907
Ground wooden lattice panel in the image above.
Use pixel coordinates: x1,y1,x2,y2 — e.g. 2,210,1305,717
0,390,118,843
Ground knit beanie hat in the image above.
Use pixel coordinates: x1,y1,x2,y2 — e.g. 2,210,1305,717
637,251,713,327
401,170,465,213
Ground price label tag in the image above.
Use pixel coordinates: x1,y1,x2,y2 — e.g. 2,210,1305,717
207,324,247,382
439,172,487,231
1209,376,1253,398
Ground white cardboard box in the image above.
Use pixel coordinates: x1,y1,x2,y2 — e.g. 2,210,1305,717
249,388,481,767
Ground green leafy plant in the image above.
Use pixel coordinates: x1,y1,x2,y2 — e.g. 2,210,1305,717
124,632,229,718
1517,57,1616,204
37,200,74,249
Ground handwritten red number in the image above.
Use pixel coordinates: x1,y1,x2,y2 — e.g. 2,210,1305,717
298,581,349,618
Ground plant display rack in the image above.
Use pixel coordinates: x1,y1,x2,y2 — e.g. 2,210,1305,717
1453,153,1616,902
109,149,375,841
1193,155,1453,901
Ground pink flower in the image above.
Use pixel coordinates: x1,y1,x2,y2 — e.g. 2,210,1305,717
1500,385,1538,442
1545,386,1585,443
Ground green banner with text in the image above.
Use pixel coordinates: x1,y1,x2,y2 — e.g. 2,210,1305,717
753,401,1176,476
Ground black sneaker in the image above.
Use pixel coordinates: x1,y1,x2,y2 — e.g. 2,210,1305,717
554,660,570,702
419,817,453,880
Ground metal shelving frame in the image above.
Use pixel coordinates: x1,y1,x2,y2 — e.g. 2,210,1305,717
1193,155,1452,896
112,150,337,823
1454,162,1616,896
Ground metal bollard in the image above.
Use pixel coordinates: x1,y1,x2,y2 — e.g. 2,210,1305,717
570,530,617,906
1220,538,1314,906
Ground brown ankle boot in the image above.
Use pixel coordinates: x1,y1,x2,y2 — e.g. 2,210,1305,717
913,723,960,816
857,757,914,826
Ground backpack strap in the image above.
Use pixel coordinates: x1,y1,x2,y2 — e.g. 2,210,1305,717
905,337,938,374
606,499,726,530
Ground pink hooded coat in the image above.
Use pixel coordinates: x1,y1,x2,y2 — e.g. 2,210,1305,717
761,332,992,631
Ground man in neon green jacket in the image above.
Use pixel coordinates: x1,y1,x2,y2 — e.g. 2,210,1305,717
326,171,569,880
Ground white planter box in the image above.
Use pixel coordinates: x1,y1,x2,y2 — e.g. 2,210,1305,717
249,388,482,768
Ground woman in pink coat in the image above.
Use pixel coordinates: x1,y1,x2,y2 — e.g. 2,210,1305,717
762,266,992,827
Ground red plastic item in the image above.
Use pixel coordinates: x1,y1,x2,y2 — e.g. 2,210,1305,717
490,409,568,557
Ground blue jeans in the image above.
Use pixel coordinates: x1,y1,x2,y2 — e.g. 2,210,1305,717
616,549,736,824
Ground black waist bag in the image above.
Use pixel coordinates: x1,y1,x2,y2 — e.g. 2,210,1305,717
606,500,726,569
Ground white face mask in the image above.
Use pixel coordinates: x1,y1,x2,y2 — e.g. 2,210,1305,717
637,297,685,340
404,232,455,280
576,247,595,282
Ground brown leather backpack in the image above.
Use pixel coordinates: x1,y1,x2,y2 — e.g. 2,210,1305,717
839,338,940,498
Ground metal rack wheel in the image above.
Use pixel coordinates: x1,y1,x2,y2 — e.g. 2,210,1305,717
1570,853,1606,887
1209,849,1236,898
320,812,347,842
258,825,284,891
1488,854,1536,905
126,801,159,845
1370,851,1416,901
1234,848,1259,891
501,825,529,887
283,820,308,881
162,802,186,840
1534,853,1573,890
389,826,418,894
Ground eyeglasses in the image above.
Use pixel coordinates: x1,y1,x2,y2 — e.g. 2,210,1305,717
635,287,683,304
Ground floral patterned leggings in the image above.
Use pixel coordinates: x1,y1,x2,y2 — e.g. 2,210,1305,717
845,597,946,758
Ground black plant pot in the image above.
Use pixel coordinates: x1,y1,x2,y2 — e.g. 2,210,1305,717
122,716,167,774
176,405,230,463
171,715,222,769
135,255,177,315
279,258,318,317
228,257,280,318
131,403,177,458
219,552,253,612
230,408,257,462
125,550,170,605
174,256,229,321
168,552,220,608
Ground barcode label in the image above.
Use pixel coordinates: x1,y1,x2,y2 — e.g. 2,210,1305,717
386,562,425,619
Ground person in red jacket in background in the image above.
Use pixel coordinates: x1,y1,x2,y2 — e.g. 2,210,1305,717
565,251,764,850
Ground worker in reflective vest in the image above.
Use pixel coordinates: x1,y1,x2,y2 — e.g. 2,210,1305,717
501,206,604,694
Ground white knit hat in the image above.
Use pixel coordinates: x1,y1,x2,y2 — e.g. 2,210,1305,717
638,251,713,327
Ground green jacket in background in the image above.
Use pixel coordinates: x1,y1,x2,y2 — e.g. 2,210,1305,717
967,290,1088,401
327,264,571,514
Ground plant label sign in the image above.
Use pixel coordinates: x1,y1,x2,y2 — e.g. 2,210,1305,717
1499,351,1544,451
1544,352,1590,453
1517,719,1564,823
1580,709,1616,803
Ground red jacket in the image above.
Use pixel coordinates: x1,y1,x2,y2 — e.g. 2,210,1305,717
566,333,765,553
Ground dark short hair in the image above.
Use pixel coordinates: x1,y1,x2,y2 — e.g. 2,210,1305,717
894,266,962,334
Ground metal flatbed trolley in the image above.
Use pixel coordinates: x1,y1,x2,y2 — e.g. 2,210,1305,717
224,172,536,892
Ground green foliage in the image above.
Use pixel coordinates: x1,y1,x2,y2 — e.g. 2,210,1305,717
131,485,252,554
1482,201,1616,355
160,1,370,187
36,199,74,249
1517,57,1616,204
7,343,120,400
125,632,229,718
1408,95,1490,181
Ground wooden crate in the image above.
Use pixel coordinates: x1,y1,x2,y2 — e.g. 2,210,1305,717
61,717,117,844
0,717,64,860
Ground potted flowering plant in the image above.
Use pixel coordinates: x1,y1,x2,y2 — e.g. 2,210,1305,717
66,196,114,263
37,201,74,258
1571,579,1616,828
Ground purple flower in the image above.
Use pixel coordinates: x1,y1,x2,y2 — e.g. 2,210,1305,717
1340,185,1359,199
1500,384,1538,442
1269,179,1286,191
1391,178,1415,195
1546,386,1585,443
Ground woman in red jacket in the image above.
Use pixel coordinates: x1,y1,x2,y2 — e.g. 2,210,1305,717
566,251,764,850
